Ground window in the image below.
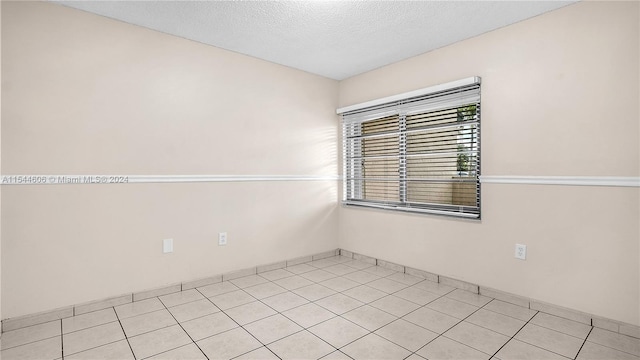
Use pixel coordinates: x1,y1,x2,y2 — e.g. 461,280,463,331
339,77,481,218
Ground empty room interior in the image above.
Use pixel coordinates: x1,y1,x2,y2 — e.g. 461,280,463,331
0,1,639,359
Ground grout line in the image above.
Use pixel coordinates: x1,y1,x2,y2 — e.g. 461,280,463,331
486,310,584,360
158,291,208,310
304,265,453,355
574,327,594,360
198,287,287,359
481,299,539,323
579,328,640,358
248,278,357,357
141,263,434,358
524,318,591,342
61,339,127,359
157,296,211,360
113,307,137,360
233,259,364,354
487,305,536,358
410,291,499,357
0,333,62,351
60,319,64,360
45,311,135,360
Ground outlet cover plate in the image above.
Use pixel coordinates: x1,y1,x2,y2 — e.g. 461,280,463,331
163,238,173,253
219,232,228,246
515,244,526,260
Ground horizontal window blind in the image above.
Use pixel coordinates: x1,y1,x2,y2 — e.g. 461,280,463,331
340,78,481,218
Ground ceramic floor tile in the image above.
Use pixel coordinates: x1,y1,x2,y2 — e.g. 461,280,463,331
370,295,421,317
515,323,584,359
343,285,387,304
308,316,369,348
529,313,591,340
243,282,288,300
262,291,309,312
577,341,640,360
168,298,220,323
273,275,314,290
343,260,375,271
159,289,205,308
403,307,461,334
308,259,339,269
225,301,277,325
405,354,427,360
197,281,239,298
444,321,510,355
181,312,238,341
1,320,61,350
416,336,489,360
343,270,381,284
342,305,397,331
300,269,337,283
363,266,397,277
0,336,61,360
321,350,353,360
197,327,262,360
446,289,493,307
495,339,569,360
324,264,358,276
230,275,269,289
16,259,624,360
375,319,438,352
293,284,337,302
209,290,256,310
285,263,317,275
587,328,640,356
62,309,117,335
267,330,335,360
259,269,295,281
412,281,456,296
426,297,479,319
385,273,423,286
341,333,411,360
233,346,280,360
316,294,364,315
146,343,207,360
243,314,303,344
115,298,165,319
64,340,133,360
63,321,125,356
331,256,354,264
394,286,441,306
483,300,537,322
320,277,363,292
282,303,336,328
367,278,408,294
120,309,177,337
466,308,526,337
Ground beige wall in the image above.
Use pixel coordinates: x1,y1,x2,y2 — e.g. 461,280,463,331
1,1,339,318
338,1,639,325
0,0,3,324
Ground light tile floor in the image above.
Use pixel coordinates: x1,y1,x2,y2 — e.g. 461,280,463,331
2,255,639,360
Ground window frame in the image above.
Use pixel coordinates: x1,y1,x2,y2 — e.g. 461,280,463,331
338,77,481,219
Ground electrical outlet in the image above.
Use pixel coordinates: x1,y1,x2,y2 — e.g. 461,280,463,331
218,232,227,246
515,244,526,260
163,238,173,253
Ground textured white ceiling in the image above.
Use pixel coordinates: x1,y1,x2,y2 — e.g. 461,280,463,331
54,1,577,80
